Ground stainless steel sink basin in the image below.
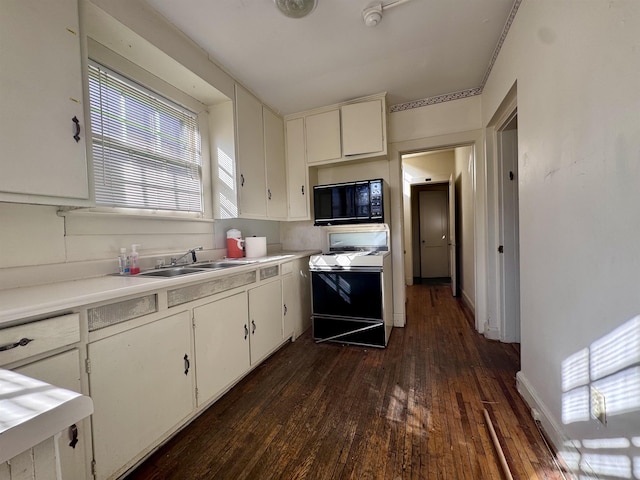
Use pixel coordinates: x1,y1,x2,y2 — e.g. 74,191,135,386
193,261,239,269
136,267,206,277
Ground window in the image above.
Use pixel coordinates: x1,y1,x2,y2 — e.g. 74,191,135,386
88,61,203,212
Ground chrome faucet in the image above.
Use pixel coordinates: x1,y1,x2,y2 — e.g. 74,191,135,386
171,246,203,266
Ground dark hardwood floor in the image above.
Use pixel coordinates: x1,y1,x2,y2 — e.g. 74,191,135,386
125,285,565,480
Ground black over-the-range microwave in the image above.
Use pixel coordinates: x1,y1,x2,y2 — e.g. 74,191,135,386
313,178,386,226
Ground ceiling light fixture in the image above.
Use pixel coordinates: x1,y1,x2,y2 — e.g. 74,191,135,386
274,0,317,18
362,0,414,27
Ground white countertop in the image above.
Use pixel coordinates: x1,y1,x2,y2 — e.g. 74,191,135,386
0,369,94,463
0,251,318,327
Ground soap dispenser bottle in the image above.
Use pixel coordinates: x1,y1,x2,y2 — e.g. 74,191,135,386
130,244,141,275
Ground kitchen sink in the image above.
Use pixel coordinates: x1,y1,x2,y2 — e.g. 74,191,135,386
136,267,206,277
192,262,239,269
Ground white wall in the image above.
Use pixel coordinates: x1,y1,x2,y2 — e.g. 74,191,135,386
454,146,475,311
482,1,640,475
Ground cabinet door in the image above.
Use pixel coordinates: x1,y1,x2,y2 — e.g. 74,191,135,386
193,292,250,406
282,273,298,340
285,118,309,220
341,99,384,156
283,259,311,340
235,85,267,218
248,280,283,365
305,109,341,164
263,108,288,219
15,350,89,480
0,0,88,202
88,312,194,480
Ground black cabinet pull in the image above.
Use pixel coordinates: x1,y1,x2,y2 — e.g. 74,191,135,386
251,320,256,334
268,189,272,200
0,337,33,352
72,116,81,142
69,424,78,449
183,354,190,375
283,304,288,316
240,174,245,187
244,324,249,339
301,185,304,195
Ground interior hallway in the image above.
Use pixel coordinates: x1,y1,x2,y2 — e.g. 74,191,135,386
125,285,566,479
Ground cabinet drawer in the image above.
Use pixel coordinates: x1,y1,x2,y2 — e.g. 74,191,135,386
281,262,293,275
0,314,80,366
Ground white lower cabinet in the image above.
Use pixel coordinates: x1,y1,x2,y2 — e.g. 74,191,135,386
282,259,311,341
248,280,283,365
14,349,89,480
193,291,250,407
88,311,194,480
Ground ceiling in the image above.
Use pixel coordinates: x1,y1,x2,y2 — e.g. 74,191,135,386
143,0,517,115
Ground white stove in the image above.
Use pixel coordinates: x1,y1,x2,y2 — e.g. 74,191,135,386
309,224,392,348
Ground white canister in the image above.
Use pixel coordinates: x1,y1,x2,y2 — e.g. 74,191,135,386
244,236,267,258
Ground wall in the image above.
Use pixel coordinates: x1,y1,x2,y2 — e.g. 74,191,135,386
454,146,475,311
482,1,640,476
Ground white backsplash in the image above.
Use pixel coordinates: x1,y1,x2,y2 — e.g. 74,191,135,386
280,221,325,252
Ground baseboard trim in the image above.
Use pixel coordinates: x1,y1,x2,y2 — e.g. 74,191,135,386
516,372,594,479
393,312,406,327
460,289,475,314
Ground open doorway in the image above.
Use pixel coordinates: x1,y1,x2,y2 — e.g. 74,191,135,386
497,112,520,343
401,146,474,307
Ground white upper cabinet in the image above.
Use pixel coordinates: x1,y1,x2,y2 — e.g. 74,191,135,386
235,84,267,218
233,85,288,220
341,99,385,157
305,109,342,164
289,93,387,169
263,107,288,220
0,0,89,205
285,118,309,220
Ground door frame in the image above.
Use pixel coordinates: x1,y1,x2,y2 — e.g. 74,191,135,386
390,129,486,332
485,82,519,341
413,183,452,281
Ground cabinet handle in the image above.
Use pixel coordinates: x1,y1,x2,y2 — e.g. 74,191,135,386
301,185,305,195
68,424,79,449
283,304,288,316
244,324,249,339
268,189,272,200
251,320,256,334
183,354,190,375
72,116,81,143
0,337,33,352
241,174,245,187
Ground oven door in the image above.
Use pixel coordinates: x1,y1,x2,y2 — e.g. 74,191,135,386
311,268,382,320
311,267,386,347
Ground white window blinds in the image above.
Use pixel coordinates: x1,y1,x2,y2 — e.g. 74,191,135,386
88,61,203,212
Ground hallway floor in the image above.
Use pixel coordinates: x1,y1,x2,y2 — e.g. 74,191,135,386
125,284,566,479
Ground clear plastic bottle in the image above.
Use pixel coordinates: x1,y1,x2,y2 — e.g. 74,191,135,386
119,247,128,275
130,244,141,275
